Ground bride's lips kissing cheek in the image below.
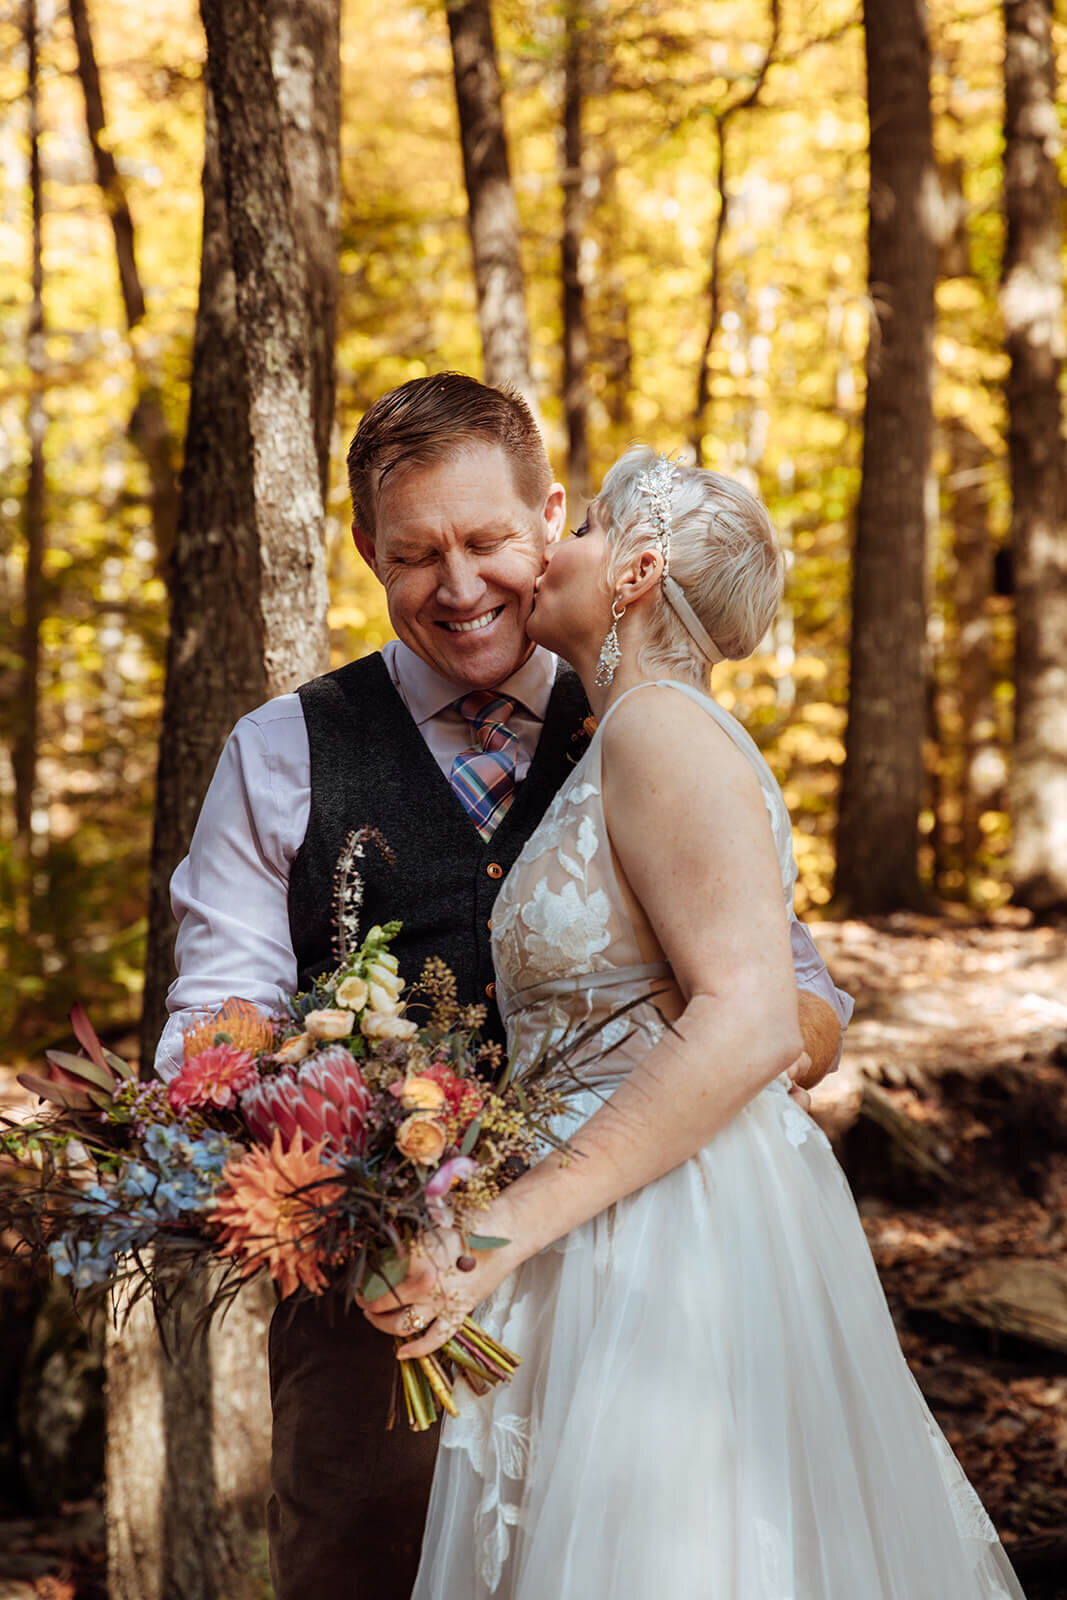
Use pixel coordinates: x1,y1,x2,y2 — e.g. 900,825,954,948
351,440,566,691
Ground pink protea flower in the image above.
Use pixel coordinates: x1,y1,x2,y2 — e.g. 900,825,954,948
168,1044,258,1114
240,1045,372,1156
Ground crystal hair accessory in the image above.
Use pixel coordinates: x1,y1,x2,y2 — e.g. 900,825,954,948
637,454,676,576
638,453,725,666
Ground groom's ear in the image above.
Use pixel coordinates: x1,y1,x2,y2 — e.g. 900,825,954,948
351,520,380,578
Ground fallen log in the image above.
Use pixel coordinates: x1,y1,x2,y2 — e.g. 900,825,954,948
928,1257,1067,1357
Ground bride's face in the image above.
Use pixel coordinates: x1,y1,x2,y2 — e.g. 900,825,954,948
527,503,614,656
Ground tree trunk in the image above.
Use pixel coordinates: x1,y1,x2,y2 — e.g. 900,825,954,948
121,5,337,1593
947,418,999,877
691,116,729,468
561,1,590,501
68,0,181,567
834,0,936,913
1001,0,1067,914
12,0,46,941
267,0,341,501
106,1272,275,1600
446,0,536,407
140,1,337,1067
689,2,779,467
599,153,632,445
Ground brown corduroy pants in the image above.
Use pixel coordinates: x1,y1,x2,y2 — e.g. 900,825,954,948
267,1295,439,1599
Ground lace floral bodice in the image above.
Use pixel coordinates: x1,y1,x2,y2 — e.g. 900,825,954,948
490,679,800,1081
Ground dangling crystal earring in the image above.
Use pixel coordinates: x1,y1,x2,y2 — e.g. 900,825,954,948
594,597,627,688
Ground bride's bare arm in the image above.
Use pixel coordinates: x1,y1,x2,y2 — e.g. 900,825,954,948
364,687,803,1353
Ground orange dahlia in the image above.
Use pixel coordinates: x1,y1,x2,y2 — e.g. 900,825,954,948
182,998,276,1061
212,1129,344,1298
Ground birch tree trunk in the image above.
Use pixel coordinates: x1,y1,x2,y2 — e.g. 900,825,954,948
1001,0,1067,914
446,0,536,408
834,0,936,913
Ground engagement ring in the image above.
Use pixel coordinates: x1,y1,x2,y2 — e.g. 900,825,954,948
402,1309,426,1335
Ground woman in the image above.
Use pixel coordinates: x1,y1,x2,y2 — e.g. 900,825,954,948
361,448,1023,1598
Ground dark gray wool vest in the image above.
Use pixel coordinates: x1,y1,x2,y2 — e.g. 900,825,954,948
288,653,590,1049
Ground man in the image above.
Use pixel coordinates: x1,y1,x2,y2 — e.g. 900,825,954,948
157,372,851,1598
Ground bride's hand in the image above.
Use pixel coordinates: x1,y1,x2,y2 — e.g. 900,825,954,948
356,1220,520,1359
786,1051,814,1111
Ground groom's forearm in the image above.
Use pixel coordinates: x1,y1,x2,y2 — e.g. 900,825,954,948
794,990,842,1088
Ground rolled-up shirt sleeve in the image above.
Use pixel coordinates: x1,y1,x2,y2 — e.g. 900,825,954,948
153,698,310,1081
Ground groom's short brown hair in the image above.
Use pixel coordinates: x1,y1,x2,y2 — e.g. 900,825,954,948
346,372,553,540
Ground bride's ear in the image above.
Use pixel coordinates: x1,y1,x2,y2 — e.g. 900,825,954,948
615,548,664,607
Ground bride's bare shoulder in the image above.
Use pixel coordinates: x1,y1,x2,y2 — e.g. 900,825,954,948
599,683,760,797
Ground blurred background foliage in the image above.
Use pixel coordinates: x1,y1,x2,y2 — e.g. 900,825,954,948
0,0,1061,1053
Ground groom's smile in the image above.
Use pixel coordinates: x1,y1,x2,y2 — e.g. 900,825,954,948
352,441,566,691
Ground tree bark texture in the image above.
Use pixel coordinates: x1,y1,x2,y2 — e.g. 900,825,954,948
446,0,536,407
834,0,936,913
127,14,337,1586
68,0,181,567
12,0,46,941
106,1273,275,1600
140,0,336,1066
1000,0,1067,914
561,2,590,501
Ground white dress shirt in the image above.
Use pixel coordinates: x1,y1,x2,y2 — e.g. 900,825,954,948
155,641,852,1078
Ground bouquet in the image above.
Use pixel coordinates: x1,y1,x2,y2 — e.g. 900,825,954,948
0,833,577,1432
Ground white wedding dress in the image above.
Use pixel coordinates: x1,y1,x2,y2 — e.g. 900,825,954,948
411,681,1024,1600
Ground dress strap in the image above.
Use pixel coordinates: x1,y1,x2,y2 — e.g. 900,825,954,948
509,962,672,1010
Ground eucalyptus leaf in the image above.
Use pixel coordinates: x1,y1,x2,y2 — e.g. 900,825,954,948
359,1249,408,1302
464,1234,509,1250
458,1113,484,1157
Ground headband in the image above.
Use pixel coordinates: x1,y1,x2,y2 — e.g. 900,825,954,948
636,454,725,666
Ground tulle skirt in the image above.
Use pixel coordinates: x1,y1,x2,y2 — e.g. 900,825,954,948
411,1079,1024,1599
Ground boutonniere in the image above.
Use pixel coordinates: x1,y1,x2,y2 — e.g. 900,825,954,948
567,714,599,765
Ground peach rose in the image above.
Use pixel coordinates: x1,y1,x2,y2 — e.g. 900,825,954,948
275,1032,313,1064
361,1011,418,1041
395,1114,447,1165
334,975,369,1011
398,1075,447,1112
305,1009,356,1041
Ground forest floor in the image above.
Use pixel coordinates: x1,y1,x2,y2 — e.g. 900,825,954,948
2,913,1067,1598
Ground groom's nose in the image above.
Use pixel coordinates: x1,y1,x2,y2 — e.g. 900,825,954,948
436,550,487,611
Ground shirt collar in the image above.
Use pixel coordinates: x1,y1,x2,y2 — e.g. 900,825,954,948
389,639,557,726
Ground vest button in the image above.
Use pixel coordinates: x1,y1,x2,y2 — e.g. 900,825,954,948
486,917,493,930
485,981,496,999
486,862,503,879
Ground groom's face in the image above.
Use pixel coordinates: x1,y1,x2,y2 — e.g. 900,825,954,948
353,442,566,690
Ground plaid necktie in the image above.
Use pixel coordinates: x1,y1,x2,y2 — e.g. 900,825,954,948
449,692,519,840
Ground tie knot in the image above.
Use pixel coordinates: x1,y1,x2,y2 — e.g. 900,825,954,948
456,691,516,731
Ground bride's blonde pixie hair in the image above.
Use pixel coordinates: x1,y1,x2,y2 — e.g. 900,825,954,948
595,446,785,683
